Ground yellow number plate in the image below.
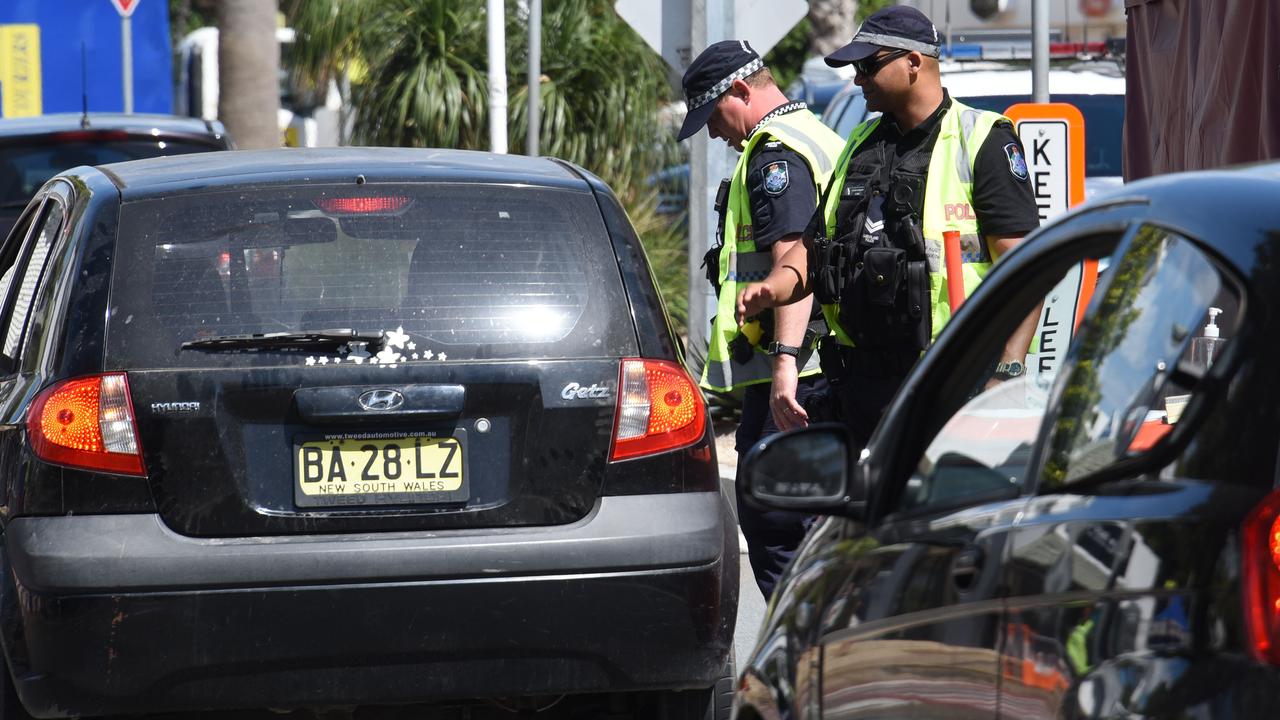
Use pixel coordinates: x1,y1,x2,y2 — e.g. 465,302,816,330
294,433,467,507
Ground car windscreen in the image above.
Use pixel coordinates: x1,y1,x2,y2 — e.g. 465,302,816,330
956,94,1124,178
0,138,216,208
107,183,635,368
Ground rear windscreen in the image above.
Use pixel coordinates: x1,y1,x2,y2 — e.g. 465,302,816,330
108,183,635,368
0,139,216,207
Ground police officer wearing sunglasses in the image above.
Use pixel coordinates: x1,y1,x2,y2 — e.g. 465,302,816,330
679,41,845,597
737,6,1041,449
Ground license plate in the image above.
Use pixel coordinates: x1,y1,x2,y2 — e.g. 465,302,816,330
294,431,468,507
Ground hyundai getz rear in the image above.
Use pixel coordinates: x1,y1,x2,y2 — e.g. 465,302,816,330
0,149,737,719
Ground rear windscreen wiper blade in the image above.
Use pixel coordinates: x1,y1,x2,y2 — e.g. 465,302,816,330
181,329,385,351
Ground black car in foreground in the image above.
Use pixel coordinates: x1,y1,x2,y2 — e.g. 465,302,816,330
0,113,231,241
0,148,737,719
736,162,1280,718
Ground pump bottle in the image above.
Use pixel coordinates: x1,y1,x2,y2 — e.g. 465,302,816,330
1190,307,1226,368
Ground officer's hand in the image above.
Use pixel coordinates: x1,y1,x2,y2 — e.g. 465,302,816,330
736,283,776,326
770,359,808,431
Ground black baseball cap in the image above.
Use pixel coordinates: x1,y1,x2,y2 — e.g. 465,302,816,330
825,5,942,67
677,40,764,141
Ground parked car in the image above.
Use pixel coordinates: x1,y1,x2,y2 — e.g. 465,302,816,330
0,148,737,718
0,113,231,241
735,162,1280,718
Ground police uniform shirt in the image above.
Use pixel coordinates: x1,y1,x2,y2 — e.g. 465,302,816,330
745,129,817,248
843,90,1040,238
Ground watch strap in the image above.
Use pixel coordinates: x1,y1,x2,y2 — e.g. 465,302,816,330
768,342,801,358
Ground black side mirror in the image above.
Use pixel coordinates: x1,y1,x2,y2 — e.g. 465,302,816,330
741,423,867,519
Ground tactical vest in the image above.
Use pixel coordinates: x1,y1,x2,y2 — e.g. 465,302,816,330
700,110,845,393
811,99,1003,350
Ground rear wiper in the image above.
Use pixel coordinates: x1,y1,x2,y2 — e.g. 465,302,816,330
181,329,385,352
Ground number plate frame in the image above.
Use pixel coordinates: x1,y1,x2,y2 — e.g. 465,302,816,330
293,429,469,508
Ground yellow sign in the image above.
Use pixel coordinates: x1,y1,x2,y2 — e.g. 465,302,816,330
0,24,42,118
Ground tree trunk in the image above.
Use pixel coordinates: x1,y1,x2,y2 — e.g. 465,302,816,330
809,0,858,57
217,0,280,149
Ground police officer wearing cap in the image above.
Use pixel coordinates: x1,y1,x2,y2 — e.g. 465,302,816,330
737,6,1041,448
679,41,844,597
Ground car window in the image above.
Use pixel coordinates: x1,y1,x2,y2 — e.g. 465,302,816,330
822,90,870,138
0,203,40,311
3,199,63,359
0,139,216,207
897,235,1120,515
1038,225,1238,487
956,94,1124,177
108,183,636,368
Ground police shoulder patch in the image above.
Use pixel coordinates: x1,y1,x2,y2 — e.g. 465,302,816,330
763,161,790,195
1004,143,1029,182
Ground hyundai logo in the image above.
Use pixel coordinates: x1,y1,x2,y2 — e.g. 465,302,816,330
358,389,405,412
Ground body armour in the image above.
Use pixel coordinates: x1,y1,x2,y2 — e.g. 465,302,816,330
812,99,1004,350
700,109,844,393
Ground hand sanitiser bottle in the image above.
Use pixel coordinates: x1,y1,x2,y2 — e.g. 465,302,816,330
1191,307,1226,368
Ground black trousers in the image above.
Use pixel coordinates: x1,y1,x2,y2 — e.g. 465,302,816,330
734,375,827,598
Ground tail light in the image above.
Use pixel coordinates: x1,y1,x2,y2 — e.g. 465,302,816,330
1242,490,1280,664
610,359,706,461
314,196,412,215
26,373,145,476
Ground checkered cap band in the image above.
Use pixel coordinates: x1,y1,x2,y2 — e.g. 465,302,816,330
687,58,764,110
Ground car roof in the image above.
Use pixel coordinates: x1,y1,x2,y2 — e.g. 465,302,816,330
0,113,226,141
91,147,590,199
940,61,1125,97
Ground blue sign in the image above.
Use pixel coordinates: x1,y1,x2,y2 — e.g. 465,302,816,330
0,0,172,117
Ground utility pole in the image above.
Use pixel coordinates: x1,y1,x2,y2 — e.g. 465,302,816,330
1032,0,1049,102
487,0,508,153
527,0,541,156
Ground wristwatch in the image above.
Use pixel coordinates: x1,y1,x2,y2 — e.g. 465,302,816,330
993,360,1026,380
767,342,801,358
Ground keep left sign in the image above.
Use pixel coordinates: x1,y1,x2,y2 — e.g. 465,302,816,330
1004,103,1085,222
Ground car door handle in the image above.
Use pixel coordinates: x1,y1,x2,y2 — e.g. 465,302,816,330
950,546,984,592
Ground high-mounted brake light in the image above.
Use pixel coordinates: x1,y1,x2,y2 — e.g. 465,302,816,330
1242,490,1280,664
26,373,145,476
48,130,131,143
610,359,706,461
314,196,412,215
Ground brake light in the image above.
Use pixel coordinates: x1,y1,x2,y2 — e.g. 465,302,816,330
48,130,131,143
314,196,412,215
1242,490,1280,664
26,374,145,476
610,359,706,461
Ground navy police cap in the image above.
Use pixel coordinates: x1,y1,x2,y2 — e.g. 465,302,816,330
825,5,941,67
678,40,763,141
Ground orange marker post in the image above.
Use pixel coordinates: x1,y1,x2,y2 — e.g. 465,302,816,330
943,229,964,312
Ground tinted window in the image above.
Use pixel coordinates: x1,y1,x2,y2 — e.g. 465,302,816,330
1039,226,1236,486
957,94,1124,178
822,90,870,138
109,184,634,368
0,139,216,206
3,200,63,358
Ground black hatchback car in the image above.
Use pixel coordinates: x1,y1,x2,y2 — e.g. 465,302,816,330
736,163,1280,718
0,113,231,240
0,149,737,719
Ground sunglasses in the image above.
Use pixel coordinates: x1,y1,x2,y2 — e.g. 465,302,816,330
852,49,910,78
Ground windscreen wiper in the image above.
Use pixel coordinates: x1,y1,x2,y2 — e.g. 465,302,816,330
181,329,385,352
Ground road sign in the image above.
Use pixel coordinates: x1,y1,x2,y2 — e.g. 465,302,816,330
616,0,807,74
110,0,140,17
1004,102,1086,222
1004,103,1090,379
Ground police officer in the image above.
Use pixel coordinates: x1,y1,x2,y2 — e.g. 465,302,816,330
679,41,844,597
737,6,1042,448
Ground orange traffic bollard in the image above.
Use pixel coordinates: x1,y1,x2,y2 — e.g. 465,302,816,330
943,229,964,312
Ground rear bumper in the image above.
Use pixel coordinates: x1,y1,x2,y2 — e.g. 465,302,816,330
1,492,738,717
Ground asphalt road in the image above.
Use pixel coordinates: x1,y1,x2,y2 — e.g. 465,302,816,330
726,469,768,670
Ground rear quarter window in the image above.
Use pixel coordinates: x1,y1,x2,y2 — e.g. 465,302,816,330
107,183,636,368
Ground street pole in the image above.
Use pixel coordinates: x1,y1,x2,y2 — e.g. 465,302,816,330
1032,0,1049,103
685,0,732,378
487,0,508,153
527,0,541,156
121,14,133,113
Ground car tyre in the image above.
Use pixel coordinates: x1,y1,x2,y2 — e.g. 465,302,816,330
0,660,33,720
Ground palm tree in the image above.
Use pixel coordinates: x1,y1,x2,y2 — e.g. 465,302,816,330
217,0,282,149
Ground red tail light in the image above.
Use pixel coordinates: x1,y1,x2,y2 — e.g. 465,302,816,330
26,374,145,476
314,196,412,215
610,359,706,461
1242,490,1280,664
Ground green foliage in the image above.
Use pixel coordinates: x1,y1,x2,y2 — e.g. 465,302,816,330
284,0,688,336
763,19,811,92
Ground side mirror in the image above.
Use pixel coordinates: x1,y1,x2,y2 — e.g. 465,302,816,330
741,423,867,519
